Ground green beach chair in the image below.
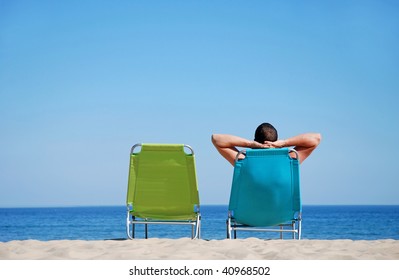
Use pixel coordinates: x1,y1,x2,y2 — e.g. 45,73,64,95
126,144,201,239
227,148,302,239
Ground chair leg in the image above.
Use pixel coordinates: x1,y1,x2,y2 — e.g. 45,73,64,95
132,216,136,238
226,218,232,239
145,224,148,239
226,220,229,239
292,221,295,240
127,215,136,239
126,214,131,239
298,220,302,240
197,216,201,239
191,215,201,239
198,223,201,239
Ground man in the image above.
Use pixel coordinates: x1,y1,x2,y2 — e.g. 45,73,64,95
212,122,321,166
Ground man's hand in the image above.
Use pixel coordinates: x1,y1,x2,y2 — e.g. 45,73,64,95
263,140,286,148
251,140,286,149
250,141,269,149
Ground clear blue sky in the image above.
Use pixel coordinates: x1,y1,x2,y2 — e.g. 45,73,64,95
1,0,398,207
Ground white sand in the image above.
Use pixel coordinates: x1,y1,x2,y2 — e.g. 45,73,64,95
0,238,398,260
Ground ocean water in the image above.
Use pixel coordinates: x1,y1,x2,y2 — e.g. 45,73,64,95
0,205,398,242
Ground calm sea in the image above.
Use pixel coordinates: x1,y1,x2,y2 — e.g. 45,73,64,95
0,205,398,242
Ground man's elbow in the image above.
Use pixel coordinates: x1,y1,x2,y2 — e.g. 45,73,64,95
313,133,322,146
211,134,219,146
212,134,227,149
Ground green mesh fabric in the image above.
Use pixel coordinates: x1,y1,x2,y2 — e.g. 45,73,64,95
126,144,200,220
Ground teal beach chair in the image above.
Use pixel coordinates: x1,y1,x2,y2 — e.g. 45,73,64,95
227,148,301,239
126,144,201,239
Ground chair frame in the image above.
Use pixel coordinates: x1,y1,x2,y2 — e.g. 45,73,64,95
126,144,201,239
226,148,302,240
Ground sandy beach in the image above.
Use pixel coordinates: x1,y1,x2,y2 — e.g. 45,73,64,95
1,238,398,260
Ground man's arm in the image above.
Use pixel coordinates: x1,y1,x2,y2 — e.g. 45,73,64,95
264,133,322,163
212,133,322,165
211,134,267,166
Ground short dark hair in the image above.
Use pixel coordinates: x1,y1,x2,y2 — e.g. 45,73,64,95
254,123,278,143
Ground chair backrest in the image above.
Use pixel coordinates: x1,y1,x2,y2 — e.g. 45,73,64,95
126,144,200,220
228,148,301,227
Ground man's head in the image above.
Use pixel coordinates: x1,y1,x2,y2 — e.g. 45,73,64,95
254,123,278,143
